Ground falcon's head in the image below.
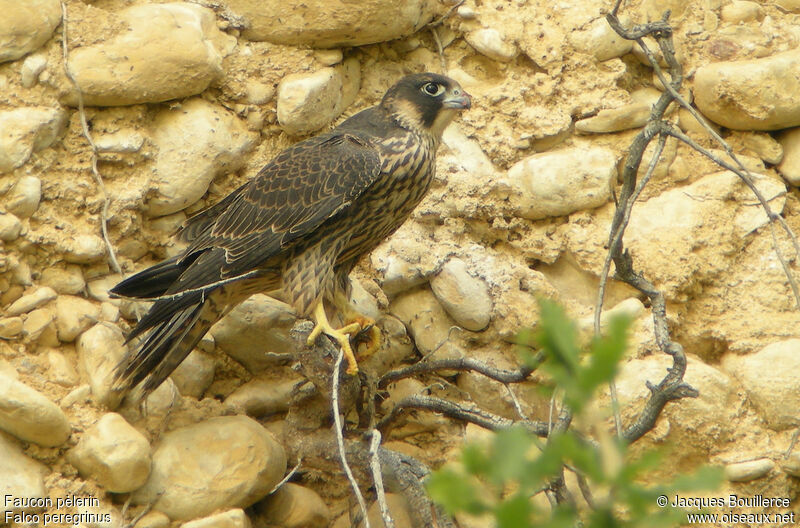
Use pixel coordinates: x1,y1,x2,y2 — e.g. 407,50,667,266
381,73,471,140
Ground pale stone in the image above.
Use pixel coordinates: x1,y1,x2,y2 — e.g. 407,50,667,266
22,308,56,343
254,483,330,528
465,28,518,63
61,385,91,408
722,339,800,429
430,258,492,331
6,286,56,315
77,323,128,407
20,53,47,88
182,509,252,528
61,234,107,264
569,16,633,62
777,127,800,185
776,0,800,11
0,0,61,63
170,350,215,399
277,68,343,136
496,146,616,220
225,378,297,417
0,211,21,241
211,294,296,373
134,511,171,528
99,302,120,323
390,287,464,366
781,452,800,477
229,0,434,47
4,175,42,218
95,131,145,153
0,432,48,518
374,254,426,296
86,274,123,303
725,458,773,482
694,49,800,130
244,81,275,105
0,372,71,446
0,317,22,339
678,107,721,136
364,493,413,528
67,413,151,493
0,108,66,174
55,295,101,342
314,49,343,66
62,3,236,106
576,88,663,133
737,131,783,164
132,415,286,521
146,98,257,216
41,266,86,295
47,350,79,386
720,1,763,23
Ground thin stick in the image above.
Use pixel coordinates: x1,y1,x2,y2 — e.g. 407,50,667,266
369,430,395,528
60,1,122,275
269,460,303,494
332,348,370,528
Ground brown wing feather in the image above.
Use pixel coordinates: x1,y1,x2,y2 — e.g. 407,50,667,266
180,131,381,282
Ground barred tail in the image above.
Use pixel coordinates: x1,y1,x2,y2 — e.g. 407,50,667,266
112,296,220,401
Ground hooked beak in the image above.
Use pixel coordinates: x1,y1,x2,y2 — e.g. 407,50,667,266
443,91,472,110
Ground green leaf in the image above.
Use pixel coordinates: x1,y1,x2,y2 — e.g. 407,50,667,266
495,494,531,528
426,467,487,515
488,427,533,485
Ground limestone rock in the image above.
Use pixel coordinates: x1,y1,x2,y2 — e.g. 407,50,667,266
0,372,71,446
146,98,257,217
720,1,763,23
20,53,47,88
777,127,800,185
182,509,252,528
364,493,414,528
224,378,297,417
465,28,518,63
694,49,800,130
77,323,128,407
211,295,296,374
4,175,42,218
0,317,22,339
6,287,56,315
63,3,236,106
0,0,61,63
95,130,146,153
725,458,773,482
722,339,800,429
46,349,79,386
569,16,633,62
277,64,360,136
55,295,100,342
390,287,463,365
132,415,286,520
67,413,151,493
229,0,434,47
41,266,86,295
254,483,330,528
61,234,107,264
23,308,57,344
496,146,616,220
373,253,427,296
430,258,492,331
0,212,21,241
738,131,783,165
0,107,67,174
133,511,171,528
576,88,663,133
86,274,123,303
170,350,215,399
781,452,800,477
0,432,48,518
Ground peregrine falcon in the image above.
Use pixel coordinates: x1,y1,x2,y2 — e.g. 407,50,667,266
110,73,471,399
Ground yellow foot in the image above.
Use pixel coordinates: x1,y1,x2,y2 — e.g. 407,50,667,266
346,316,382,359
307,302,361,374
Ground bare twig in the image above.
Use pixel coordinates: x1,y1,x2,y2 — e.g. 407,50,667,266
60,1,122,275
332,348,370,528
269,460,303,495
369,430,395,528
378,354,541,389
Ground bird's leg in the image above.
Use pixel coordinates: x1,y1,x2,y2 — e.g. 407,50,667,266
307,301,361,374
333,288,382,359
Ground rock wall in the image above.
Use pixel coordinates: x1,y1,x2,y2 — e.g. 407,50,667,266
2,0,800,526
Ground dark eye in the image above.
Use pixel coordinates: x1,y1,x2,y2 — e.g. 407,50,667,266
421,82,445,96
